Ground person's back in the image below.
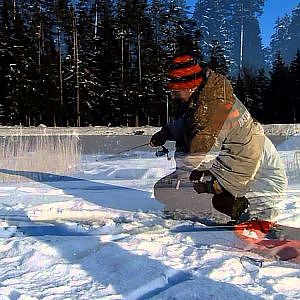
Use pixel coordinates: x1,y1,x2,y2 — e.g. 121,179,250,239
180,70,266,195
247,136,288,220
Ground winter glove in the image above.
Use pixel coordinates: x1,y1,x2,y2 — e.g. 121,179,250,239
150,127,171,147
190,170,216,194
192,181,209,194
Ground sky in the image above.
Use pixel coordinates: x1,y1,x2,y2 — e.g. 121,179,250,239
187,0,300,47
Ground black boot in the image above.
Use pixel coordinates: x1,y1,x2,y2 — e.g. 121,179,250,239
231,196,249,222
212,193,249,223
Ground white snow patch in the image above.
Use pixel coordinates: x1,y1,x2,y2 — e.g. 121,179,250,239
0,150,299,299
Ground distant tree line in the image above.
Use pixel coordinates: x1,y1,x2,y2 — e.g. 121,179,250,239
0,0,299,127
233,51,300,124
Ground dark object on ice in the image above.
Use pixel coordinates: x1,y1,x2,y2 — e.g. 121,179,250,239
134,130,144,135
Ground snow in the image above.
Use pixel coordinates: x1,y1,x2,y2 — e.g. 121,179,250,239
0,146,299,299
0,126,161,137
1,124,299,137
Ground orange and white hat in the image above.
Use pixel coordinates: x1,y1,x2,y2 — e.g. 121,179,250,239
167,55,206,91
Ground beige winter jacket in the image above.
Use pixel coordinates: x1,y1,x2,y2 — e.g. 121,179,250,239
167,70,287,200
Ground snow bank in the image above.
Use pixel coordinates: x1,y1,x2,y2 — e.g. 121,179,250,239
0,123,300,136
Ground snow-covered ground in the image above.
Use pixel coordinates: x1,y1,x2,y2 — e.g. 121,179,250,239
0,147,300,299
1,123,300,136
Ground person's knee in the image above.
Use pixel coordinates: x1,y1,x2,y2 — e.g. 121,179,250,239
154,175,175,200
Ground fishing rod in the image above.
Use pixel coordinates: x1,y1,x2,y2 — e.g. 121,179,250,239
116,143,171,160
117,143,171,160
100,143,171,160
115,142,150,155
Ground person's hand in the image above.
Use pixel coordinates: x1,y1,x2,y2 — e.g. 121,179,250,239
150,127,170,147
190,170,214,194
150,131,167,147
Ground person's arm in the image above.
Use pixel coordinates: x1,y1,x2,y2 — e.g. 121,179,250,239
150,116,185,147
189,72,236,154
165,117,185,141
183,72,236,170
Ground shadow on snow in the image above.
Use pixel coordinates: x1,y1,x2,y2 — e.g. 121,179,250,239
0,168,262,299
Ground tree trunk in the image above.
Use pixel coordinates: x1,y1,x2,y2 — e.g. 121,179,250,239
72,9,80,127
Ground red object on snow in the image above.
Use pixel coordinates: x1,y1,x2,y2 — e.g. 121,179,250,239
234,219,300,262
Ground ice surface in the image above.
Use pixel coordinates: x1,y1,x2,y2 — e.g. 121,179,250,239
0,147,299,299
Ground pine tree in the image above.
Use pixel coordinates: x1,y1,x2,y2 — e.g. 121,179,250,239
208,40,229,75
290,50,300,122
193,0,265,75
113,0,150,126
56,0,71,125
159,0,194,59
74,0,96,126
269,52,291,123
157,0,202,125
269,4,300,65
229,0,265,74
147,0,171,126
0,0,16,124
233,68,257,116
254,68,271,123
287,4,300,63
234,67,271,123
234,74,246,103
242,13,265,70
12,2,39,126
24,0,44,126
24,0,70,126
0,0,41,125
269,15,291,63
193,0,230,63
83,0,119,126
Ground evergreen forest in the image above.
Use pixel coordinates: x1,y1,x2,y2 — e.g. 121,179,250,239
0,0,299,127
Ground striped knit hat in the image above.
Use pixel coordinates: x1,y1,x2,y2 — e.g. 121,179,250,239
167,55,205,91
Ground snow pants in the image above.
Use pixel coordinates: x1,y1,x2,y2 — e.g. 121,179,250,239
154,167,287,223
153,170,245,223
